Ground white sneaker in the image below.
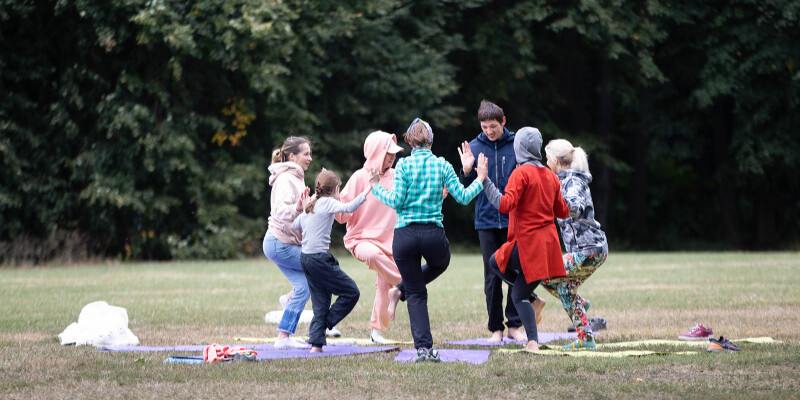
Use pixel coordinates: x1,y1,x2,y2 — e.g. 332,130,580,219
274,337,310,349
279,294,289,310
370,329,393,345
325,326,342,338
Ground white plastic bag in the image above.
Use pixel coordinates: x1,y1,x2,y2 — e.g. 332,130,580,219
58,301,139,347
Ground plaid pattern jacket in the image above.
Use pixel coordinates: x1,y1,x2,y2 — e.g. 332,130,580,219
372,148,483,228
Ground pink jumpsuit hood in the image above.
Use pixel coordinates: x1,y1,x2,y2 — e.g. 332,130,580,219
363,131,401,173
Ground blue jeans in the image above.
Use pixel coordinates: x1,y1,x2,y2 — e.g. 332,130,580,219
263,232,310,335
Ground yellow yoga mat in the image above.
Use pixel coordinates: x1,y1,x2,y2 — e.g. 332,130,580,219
596,337,780,349
497,348,699,357
235,337,413,346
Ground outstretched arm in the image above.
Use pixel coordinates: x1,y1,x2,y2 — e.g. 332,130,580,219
444,153,487,205
372,164,407,209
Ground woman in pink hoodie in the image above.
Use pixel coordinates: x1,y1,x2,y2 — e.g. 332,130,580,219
335,131,405,344
263,136,314,349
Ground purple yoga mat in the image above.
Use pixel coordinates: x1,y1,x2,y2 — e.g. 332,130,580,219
256,344,398,360
102,342,398,360
394,349,490,365
100,343,278,352
444,331,578,346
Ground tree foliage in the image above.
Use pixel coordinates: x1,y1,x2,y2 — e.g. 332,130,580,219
1,0,798,263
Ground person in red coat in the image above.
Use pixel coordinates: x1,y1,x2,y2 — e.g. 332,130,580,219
482,126,569,351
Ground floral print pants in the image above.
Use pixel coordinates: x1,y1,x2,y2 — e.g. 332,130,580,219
541,252,607,341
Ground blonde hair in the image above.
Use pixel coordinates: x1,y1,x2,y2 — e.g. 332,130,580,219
271,136,310,164
404,121,433,149
305,169,342,213
544,139,589,173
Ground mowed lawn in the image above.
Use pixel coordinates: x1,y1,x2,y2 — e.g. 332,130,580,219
1,252,798,399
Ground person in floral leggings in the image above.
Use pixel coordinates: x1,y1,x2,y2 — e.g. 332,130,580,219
542,139,609,349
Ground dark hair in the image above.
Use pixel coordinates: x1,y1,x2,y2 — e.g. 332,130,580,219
305,169,342,213
478,100,504,123
271,136,310,164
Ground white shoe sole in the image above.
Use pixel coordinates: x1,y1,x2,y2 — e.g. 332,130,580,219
678,335,713,341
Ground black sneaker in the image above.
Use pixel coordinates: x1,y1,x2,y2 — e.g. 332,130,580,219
590,317,607,331
567,317,607,332
414,348,429,363
707,336,740,352
426,348,441,363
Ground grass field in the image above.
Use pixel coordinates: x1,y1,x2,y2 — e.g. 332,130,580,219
1,252,799,399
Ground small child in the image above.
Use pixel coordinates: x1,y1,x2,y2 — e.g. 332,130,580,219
292,169,373,352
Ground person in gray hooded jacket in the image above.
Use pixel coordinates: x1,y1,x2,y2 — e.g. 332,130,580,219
541,138,609,350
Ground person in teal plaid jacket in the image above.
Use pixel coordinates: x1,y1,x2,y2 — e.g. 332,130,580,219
370,118,488,362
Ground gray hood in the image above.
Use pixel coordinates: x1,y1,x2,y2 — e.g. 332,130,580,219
514,126,544,167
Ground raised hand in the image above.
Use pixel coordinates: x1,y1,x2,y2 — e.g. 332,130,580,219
296,187,310,212
476,153,489,183
368,168,380,188
457,141,475,175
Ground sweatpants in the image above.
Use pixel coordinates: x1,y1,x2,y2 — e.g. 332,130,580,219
351,242,402,331
301,252,360,348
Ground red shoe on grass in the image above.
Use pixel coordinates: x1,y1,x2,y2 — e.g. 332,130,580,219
678,324,713,341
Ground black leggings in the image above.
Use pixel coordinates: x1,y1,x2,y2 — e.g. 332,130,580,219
489,243,540,343
393,223,451,350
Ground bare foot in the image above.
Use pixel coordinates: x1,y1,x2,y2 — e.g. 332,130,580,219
508,327,528,342
387,287,401,321
525,340,540,352
488,330,504,342
310,346,323,353
532,297,546,325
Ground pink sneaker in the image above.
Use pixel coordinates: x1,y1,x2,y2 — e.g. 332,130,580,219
678,324,713,340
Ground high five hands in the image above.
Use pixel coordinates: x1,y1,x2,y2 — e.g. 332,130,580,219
458,141,475,175
476,153,488,183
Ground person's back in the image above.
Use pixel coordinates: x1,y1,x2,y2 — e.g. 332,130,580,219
504,164,564,234
556,169,607,255
294,196,366,254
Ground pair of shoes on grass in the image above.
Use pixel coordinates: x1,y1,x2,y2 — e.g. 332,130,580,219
414,347,441,363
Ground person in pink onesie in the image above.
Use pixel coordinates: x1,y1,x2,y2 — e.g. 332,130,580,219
335,130,405,344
